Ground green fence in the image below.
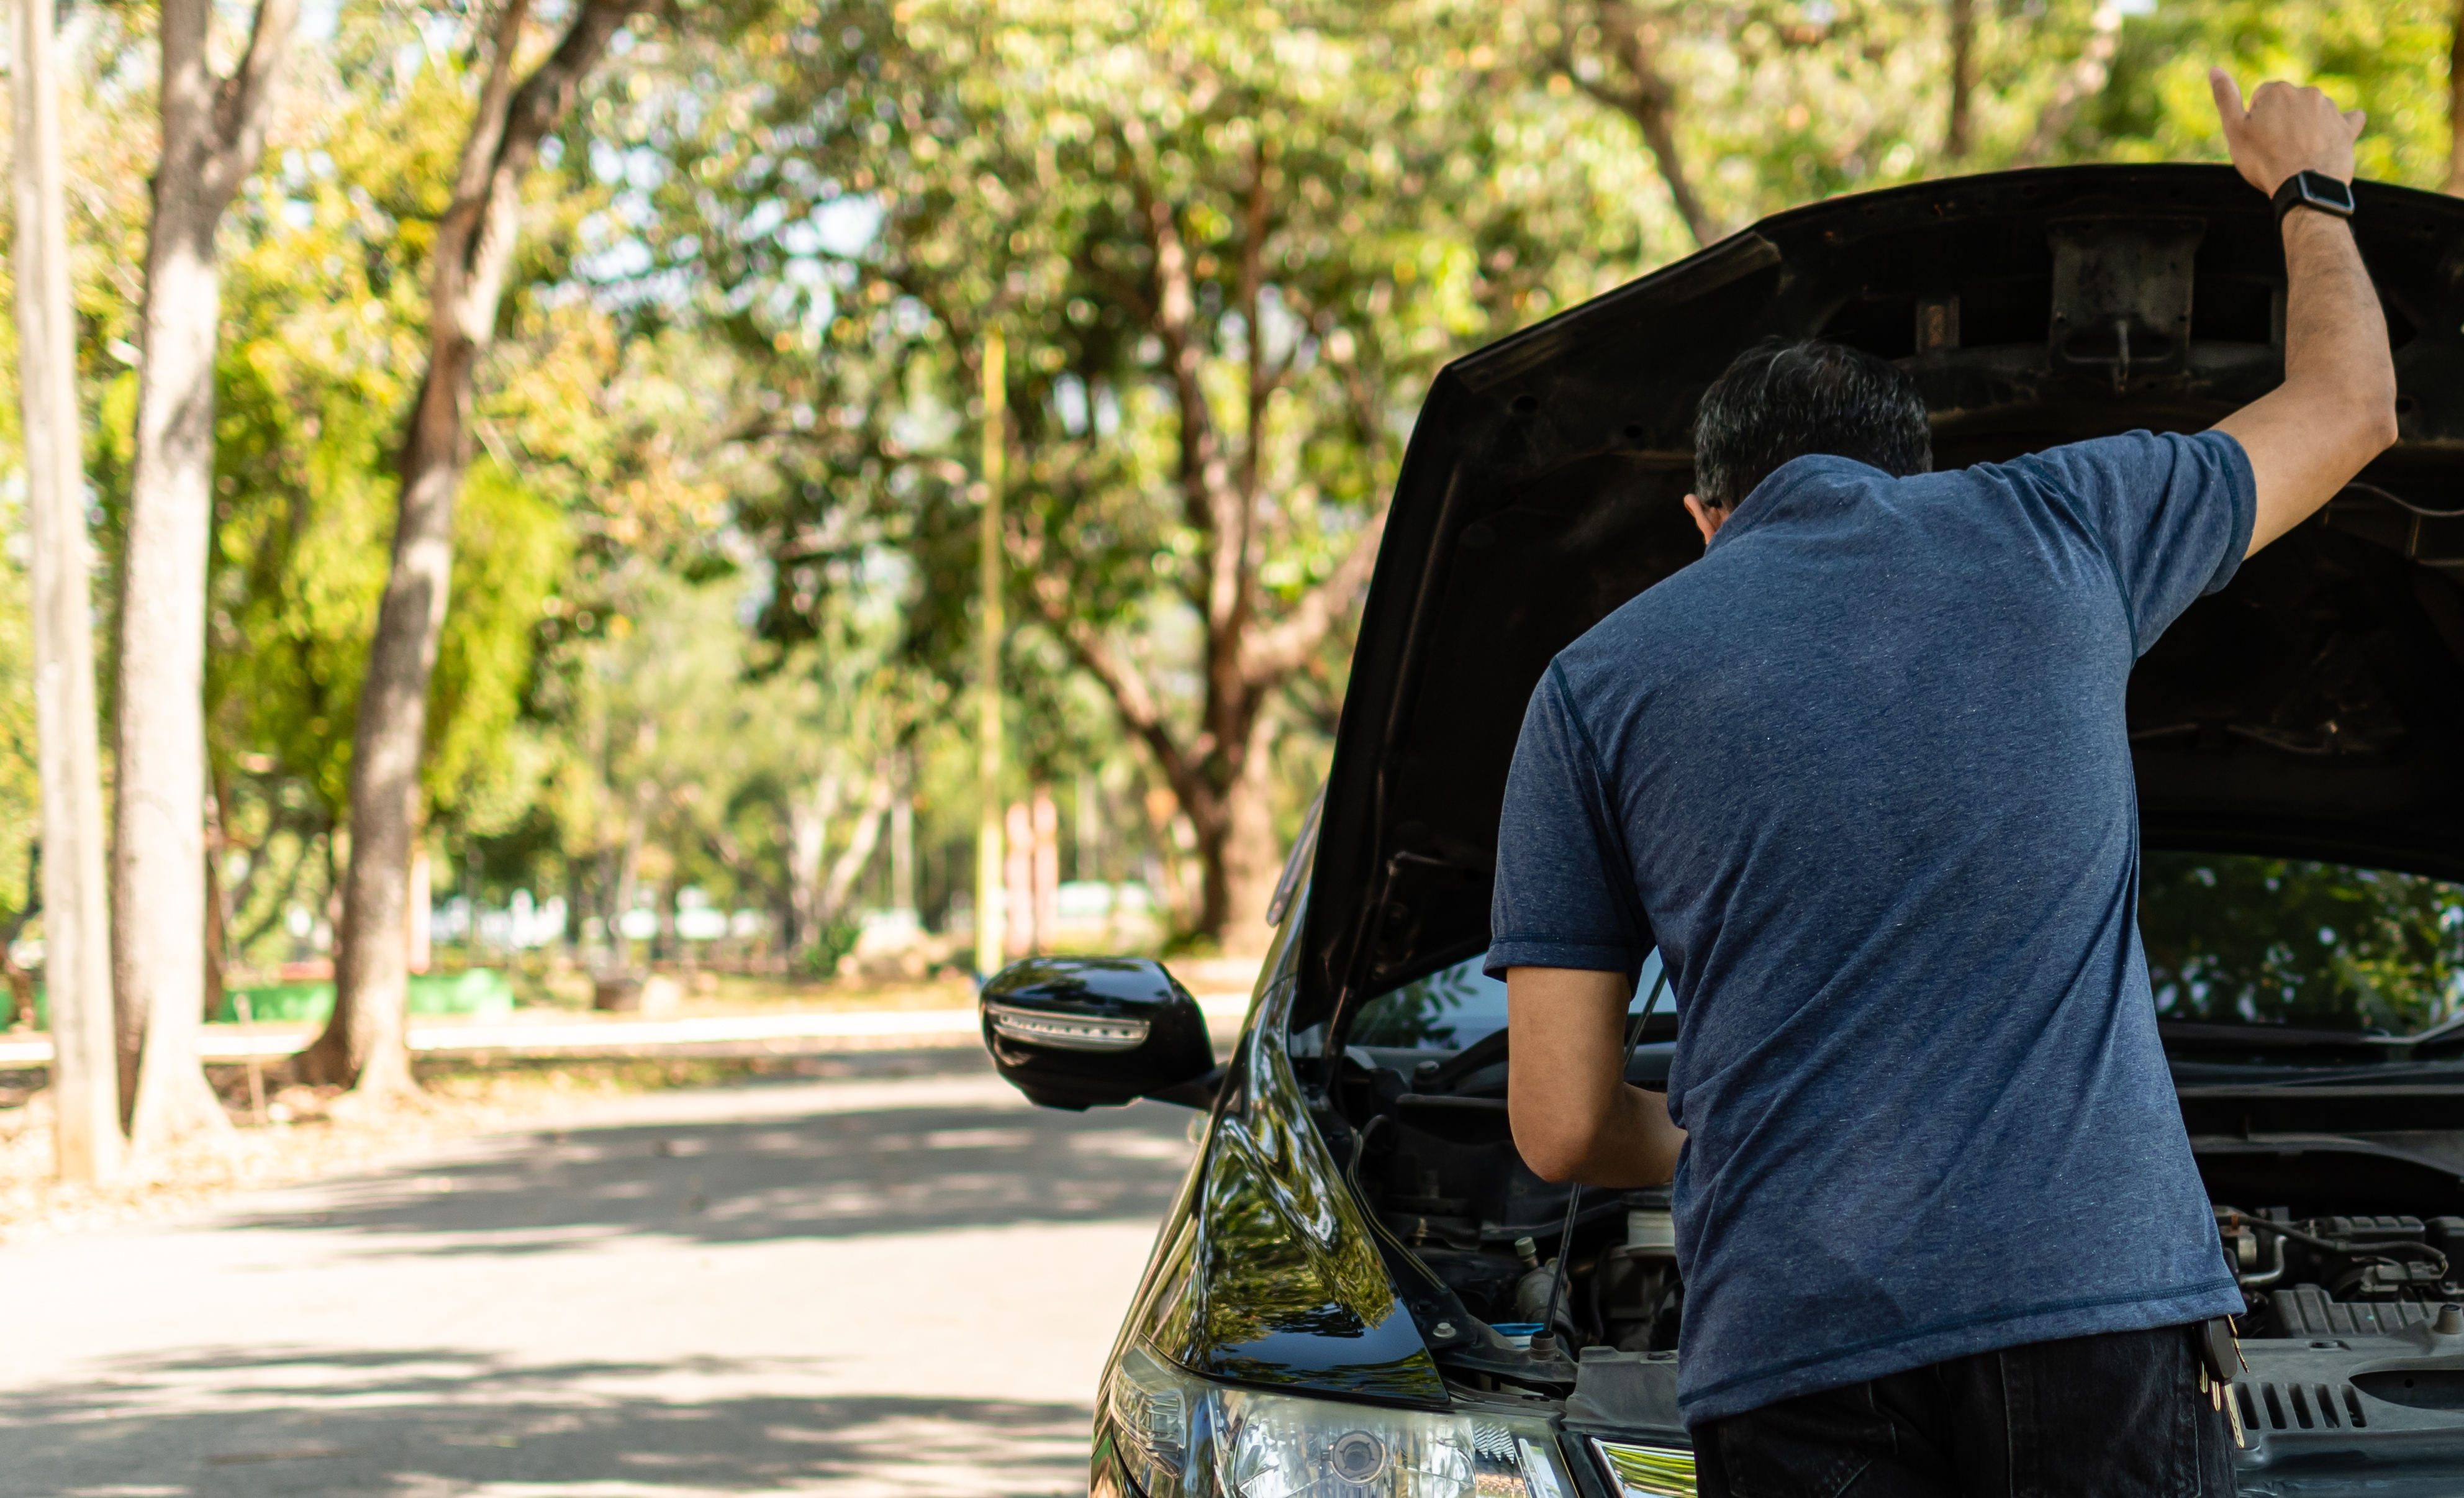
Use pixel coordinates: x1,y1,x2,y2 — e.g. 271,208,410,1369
214,969,516,1024
2,969,517,1030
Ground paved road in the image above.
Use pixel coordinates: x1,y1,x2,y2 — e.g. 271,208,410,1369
0,992,1255,1065
0,1051,1199,1497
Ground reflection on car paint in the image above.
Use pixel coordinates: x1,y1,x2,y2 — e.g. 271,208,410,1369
1121,891,1449,1407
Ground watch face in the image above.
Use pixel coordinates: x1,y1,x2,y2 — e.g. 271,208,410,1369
2305,172,2355,212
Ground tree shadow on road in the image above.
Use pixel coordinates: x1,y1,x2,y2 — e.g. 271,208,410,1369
215,1086,1201,1255
2,1345,1092,1497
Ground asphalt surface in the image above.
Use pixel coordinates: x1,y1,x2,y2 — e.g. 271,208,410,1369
0,1051,1200,1497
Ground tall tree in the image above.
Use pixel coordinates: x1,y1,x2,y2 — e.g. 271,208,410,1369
2450,0,2464,194
1946,0,1976,160
810,0,1642,943
112,0,297,1152
303,0,645,1092
14,0,121,1181
1554,0,1715,246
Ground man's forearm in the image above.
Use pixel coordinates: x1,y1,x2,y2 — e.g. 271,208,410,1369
2208,73,2399,554
1506,965,1688,1186
2267,209,2385,450
2217,211,2398,554
2281,209,2392,406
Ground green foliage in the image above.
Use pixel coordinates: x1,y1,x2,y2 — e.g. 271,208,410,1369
1349,960,1511,1050
200,14,486,821
2142,853,2464,1033
209,345,401,818
427,460,574,832
2096,1,2460,188
799,915,864,976
0,496,35,922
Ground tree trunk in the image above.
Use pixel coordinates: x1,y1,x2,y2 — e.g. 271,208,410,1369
202,772,229,1022
2450,0,2464,195
786,769,840,958
610,778,651,965
1012,138,1390,950
2016,1,2121,165
1945,0,1975,161
889,782,916,915
304,0,641,1091
1218,710,1284,947
563,855,586,950
114,0,295,1149
819,779,894,927
1592,0,1714,247
14,0,123,1182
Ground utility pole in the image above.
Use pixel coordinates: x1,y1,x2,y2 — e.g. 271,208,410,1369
14,0,123,1182
974,327,1007,979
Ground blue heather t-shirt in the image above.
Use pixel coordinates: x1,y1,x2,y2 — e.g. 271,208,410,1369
1485,431,2256,1425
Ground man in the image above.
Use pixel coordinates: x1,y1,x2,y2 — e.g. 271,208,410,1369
1486,73,2393,1494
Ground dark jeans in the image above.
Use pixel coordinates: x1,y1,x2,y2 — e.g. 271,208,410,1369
1693,1323,2237,1498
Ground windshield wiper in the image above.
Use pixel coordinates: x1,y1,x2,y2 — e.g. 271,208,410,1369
2174,1059,2464,1088
2158,1019,2412,1058
2160,1017,2464,1066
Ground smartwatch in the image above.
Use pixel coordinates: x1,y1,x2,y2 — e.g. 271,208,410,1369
2273,170,2355,225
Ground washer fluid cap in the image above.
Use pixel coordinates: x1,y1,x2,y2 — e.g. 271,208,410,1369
1627,1209,1677,1253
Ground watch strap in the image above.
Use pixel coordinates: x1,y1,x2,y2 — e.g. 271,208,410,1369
2273,170,2356,225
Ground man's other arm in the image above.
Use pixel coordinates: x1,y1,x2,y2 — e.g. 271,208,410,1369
2207,70,2399,556
1506,966,1686,1187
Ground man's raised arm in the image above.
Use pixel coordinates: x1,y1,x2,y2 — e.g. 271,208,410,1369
2209,70,2399,556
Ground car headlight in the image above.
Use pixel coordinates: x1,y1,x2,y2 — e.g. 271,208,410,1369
1107,1345,1578,1498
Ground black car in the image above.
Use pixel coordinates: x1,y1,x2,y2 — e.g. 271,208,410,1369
979,163,2464,1498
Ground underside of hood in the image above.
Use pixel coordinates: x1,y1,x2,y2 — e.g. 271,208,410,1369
1297,163,2464,1033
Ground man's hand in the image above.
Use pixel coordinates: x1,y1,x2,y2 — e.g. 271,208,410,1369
2210,70,2361,196
1506,966,1685,1187
2208,69,2398,556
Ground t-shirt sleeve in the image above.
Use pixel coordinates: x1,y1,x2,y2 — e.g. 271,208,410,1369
2016,429,2257,655
1483,660,1651,980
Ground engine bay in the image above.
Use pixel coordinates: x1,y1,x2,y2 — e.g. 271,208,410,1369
1324,1024,1688,1362
1310,979,2464,1467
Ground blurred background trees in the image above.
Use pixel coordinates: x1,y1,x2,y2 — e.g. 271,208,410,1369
4,0,2463,1094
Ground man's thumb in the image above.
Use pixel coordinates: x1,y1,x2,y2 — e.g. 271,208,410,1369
2209,67,2245,131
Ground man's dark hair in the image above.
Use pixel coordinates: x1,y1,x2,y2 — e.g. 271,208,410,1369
1692,338,1932,509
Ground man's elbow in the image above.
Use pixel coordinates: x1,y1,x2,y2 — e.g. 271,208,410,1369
2345,376,2401,456
1511,1109,1600,1184
2363,395,2401,455
2284,372,2401,464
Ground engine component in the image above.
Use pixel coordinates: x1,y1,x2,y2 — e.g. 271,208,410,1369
2219,1205,2464,1338
2219,1208,2454,1287
1595,1196,1683,1353
1513,1255,1577,1344
1416,1246,1516,1317
1562,1347,1685,1437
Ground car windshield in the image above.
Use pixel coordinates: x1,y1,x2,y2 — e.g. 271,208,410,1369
2144,851,2464,1035
1351,948,1668,1051
1350,854,2464,1048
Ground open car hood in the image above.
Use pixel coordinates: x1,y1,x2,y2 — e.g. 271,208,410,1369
1297,163,2464,1032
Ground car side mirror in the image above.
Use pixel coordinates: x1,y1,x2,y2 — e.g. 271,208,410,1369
980,956,1220,1111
